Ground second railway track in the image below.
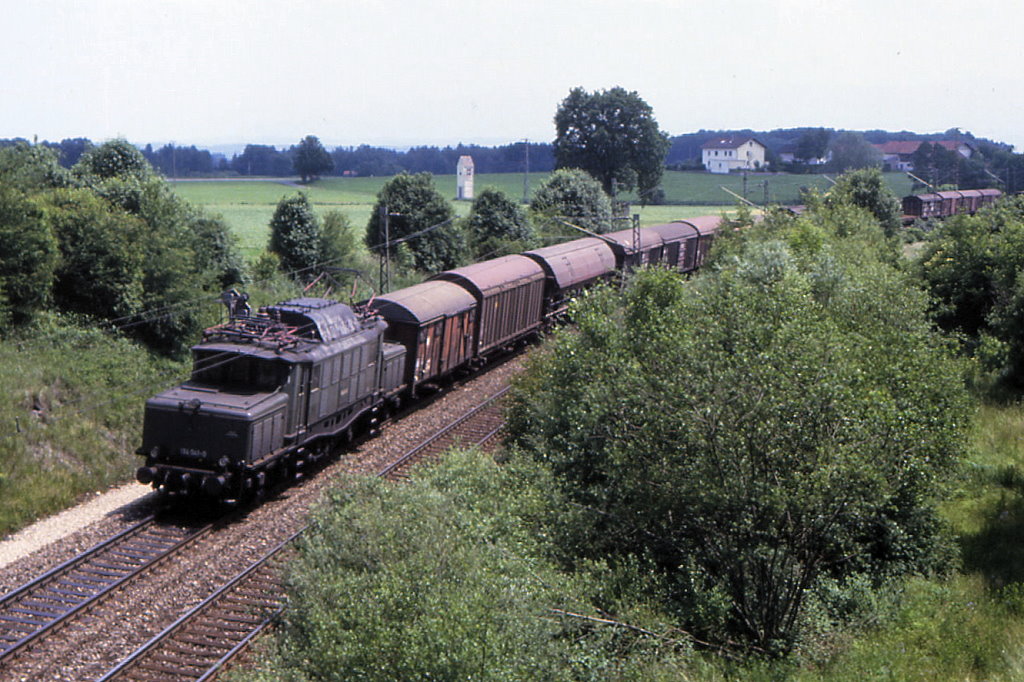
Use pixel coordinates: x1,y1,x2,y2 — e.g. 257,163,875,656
0,516,213,668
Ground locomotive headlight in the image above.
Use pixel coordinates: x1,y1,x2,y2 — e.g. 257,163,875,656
217,457,230,470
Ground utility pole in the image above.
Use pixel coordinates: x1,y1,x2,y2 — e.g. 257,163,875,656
522,139,530,204
631,213,640,260
378,205,401,295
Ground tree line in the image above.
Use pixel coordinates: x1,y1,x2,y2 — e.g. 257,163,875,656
0,137,556,179
13,122,1022,190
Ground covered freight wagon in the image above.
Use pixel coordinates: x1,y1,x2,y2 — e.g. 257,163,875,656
367,281,476,393
431,255,546,357
645,221,701,273
601,228,665,270
523,237,617,316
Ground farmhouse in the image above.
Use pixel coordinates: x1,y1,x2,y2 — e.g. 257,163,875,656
701,136,767,174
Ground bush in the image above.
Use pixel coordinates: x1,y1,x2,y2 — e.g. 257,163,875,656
365,172,463,273
464,187,534,260
0,185,59,324
529,168,613,235
508,219,970,654
916,197,1024,389
261,451,580,681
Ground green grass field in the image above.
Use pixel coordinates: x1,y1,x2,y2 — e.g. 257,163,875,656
172,171,916,260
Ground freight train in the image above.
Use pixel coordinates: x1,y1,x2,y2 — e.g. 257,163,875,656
902,188,1002,220
135,218,721,503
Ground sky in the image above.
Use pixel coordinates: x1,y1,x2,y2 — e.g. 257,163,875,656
3,0,1023,152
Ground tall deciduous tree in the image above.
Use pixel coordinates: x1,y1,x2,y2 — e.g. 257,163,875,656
553,87,669,204
269,193,322,279
826,132,882,172
292,135,334,183
795,128,831,162
365,172,462,273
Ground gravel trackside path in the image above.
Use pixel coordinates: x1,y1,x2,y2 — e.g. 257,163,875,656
0,484,154,572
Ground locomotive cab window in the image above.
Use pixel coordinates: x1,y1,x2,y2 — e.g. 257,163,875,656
190,351,287,392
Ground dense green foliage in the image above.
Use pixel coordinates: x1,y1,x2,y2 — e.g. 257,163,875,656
464,187,535,259
554,87,670,203
0,139,243,354
318,209,359,272
508,202,970,655
0,185,59,323
825,167,903,237
43,188,147,321
365,172,463,272
916,197,1024,390
825,132,883,172
529,168,613,235
254,453,577,681
293,135,334,183
268,193,323,279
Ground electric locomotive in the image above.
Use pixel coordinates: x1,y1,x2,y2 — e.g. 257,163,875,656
136,293,405,503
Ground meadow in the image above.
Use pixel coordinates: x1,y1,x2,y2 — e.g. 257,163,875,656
172,171,916,260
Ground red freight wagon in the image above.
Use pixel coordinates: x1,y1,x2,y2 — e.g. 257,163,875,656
522,237,617,315
431,255,546,357
675,215,723,270
645,222,702,273
367,280,476,393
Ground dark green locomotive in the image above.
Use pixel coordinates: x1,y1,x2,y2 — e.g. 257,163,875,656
136,297,405,502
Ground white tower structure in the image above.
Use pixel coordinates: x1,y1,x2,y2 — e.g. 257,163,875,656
456,155,475,200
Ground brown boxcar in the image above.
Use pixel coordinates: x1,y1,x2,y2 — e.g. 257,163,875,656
675,215,723,269
903,188,1002,219
431,255,546,357
601,228,665,270
522,237,617,315
367,281,477,392
903,192,941,218
645,222,701,273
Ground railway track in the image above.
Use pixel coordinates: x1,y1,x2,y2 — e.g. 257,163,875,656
99,384,512,681
379,385,510,479
0,516,213,668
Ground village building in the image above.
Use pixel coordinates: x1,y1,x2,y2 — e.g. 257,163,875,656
456,155,474,200
777,144,830,166
701,136,767,174
872,140,975,172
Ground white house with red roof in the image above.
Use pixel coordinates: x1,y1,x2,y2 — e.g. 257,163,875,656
701,136,767,174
